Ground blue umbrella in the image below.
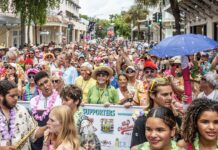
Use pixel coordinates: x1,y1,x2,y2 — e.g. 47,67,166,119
148,34,218,58
148,34,218,104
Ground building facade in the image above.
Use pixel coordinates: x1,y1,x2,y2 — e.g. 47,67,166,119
178,0,218,41
0,0,87,48
149,0,218,42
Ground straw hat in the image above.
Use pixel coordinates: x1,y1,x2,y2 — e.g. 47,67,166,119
169,56,181,64
43,52,55,60
92,66,113,80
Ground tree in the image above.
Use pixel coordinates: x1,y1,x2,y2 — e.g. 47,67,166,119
124,4,148,40
113,14,131,38
80,14,89,20
27,0,60,45
1,0,60,48
135,0,181,35
95,19,110,39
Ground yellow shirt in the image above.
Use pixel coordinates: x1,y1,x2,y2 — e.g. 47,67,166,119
133,80,150,107
75,76,96,103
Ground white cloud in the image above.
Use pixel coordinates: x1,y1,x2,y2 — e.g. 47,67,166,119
79,0,134,19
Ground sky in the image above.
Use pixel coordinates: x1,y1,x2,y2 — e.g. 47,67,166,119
79,0,135,19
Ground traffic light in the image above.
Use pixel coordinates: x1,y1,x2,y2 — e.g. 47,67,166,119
144,21,148,27
158,13,162,23
152,13,158,22
88,22,95,33
148,20,152,28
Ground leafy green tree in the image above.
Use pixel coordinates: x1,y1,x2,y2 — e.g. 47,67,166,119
95,19,110,39
113,14,131,38
80,14,89,20
1,0,60,47
124,4,148,40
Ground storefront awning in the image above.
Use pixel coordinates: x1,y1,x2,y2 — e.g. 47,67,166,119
0,14,20,25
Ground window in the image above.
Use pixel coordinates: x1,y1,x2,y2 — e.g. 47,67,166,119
13,31,17,36
190,24,207,35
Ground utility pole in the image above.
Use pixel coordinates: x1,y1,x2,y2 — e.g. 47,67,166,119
148,20,151,43
159,2,162,41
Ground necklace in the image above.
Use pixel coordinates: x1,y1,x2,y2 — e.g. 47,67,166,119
32,91,58,121
81,78,89,91
25,84,38,101
140,140,180,150
0,108,16,140
96,86,109,104
194,136,218,150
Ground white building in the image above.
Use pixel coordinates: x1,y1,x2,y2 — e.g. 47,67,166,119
154,0,218,41
0,0,87,47
131,1,177,42
177,0,218,41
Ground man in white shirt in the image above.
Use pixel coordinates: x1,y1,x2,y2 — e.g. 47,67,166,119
197,71,218,100
30,71,62,150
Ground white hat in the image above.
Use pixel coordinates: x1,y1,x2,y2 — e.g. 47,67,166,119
131,48,135,53
170,56,181,64
81,62,93,71
204,71,218,88
9,47,17,52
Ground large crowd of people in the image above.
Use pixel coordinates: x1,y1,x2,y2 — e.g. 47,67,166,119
0,38,217,150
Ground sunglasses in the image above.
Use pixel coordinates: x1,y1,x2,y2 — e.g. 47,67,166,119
28,75,35,79
149,78,169,92
52,80,60,84
5,66,14,70
144,69,155,74
126,69,135,74
96,71,109,77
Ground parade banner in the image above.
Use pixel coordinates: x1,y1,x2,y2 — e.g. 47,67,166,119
82,104,143,150
17,101,144,150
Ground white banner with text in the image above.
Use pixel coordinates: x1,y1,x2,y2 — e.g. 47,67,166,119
82,104,143,150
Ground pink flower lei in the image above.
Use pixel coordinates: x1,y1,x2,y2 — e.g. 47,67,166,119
0,108,16,140
32,91,58,121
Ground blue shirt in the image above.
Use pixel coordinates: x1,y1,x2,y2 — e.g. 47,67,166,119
62,66,78,85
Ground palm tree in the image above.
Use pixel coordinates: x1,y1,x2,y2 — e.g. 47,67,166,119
124,4,148,40
135,0,181,35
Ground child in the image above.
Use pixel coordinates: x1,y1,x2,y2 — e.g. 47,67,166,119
181,98,218,150
42,105,80,150
131,107,182,150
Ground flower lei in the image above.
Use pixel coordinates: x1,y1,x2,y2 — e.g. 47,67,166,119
0,108,16,140
140,140,180,150
194,136,218,150
32,91,58,121
25,84,38,101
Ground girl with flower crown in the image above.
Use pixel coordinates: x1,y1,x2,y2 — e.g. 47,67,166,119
179,98,218,150
131,107,183,150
